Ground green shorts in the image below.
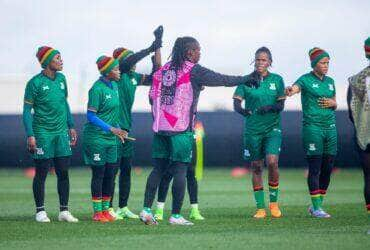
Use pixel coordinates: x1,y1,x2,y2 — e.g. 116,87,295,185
302,124,337,156
117,139,134,158
33,132,72,160
243,128,282,161
83,142,118,166
152,132,194,163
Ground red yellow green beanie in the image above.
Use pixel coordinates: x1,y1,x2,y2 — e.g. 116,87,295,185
36,46,60,69
309,47,330,68
113,47,134,62
364,37,370,59
96,56,119,76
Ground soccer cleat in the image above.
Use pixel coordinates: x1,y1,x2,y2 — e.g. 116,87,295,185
253,209,267,219
308,205,314,215
58,211,79,222
310,209,331,218
116,207,139,219
108,208,118,219
93,212,109,223
169,215,194,226
35,211,51,223
140,209,158,225
189,208,205,220
154,208,164,221
102,210,116,222
269,202,282,218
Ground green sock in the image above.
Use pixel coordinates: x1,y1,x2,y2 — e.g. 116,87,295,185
311,195,322,211
254,189,265,209
269,184,279,203
102,197,110,211
92,198,102,213
172,214,181,219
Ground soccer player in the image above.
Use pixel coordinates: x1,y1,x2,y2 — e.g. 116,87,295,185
139,36,251,226
154,133,205,221
23,46,78,222
233,47,285,219
83,55,127,222
109,26,163,220
347,37,370,233
285,48,337,218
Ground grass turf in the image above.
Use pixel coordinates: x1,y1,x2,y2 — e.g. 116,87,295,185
0,168,369,250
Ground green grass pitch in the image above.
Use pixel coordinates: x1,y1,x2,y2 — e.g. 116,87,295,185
0,168,369,250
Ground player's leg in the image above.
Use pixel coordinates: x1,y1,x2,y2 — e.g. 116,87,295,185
358,146,370,228
319,128,337,206
265,128,282,218
116,155,139,219
54,156,78,222
303,125,329,218
33,158,52,222
91,165,108,222
140,134,170,225
167,132,194,225
187,164,204,220
154,170,173,220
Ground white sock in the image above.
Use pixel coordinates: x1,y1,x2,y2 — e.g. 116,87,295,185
191,204,198,209
156,202,165,209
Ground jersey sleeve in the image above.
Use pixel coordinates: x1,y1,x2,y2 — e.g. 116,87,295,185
87,87,100,112
277,76,285,97
24,79,37,105
233,85,245,100
62,75,68,98
294,75,305,91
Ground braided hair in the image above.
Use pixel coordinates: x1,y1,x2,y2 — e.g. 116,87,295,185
170,36,199,70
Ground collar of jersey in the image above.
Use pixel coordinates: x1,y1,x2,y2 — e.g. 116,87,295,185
99,76,113,89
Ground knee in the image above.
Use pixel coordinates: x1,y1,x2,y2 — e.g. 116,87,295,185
252,162,263,175
56,169,69,181
267,160,278,171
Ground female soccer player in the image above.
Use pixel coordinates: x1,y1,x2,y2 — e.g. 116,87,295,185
347,37,370,233
83,55,127,222
23,46,78,223
108,26,163,220
233,47,285,219
139,36,251,225
285,48,337,218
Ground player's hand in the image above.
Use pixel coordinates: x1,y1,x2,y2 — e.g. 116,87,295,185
285,86,294,96
69,128,78,146
27,136,36,153
318,97,336,109
244,109,253,116
110,127,128,143
153,25,163,41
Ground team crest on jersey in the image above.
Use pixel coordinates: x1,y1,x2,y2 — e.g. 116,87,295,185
131,78,138,86
105,94,112,100
328,84,334,91
269,83,276,90
42,85,49,91
244,149,250,157
309,143,316,151
93,154,101,161
36,148,44,155
312,83,319,88
60,82,65,89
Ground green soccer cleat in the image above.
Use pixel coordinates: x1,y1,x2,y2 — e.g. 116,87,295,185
189,207,205,220
116,207,139,219
154,208,164,221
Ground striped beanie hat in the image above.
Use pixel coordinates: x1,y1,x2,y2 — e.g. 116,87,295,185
113,47,134,62
96,56,119,76
36,46,60,68
308,47,330,68
364,37,370,59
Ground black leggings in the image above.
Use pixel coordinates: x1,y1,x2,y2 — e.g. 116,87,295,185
358,145,370,206
157,164,198,204
110,157,132,208
91,163,118,199
307,154,335,194
143,158,188,214
33,157,70,212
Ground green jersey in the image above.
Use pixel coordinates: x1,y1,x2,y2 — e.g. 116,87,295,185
24,72,69,135
295,72,336,127
234,73,285,134
116,72,143,131
83,78,120,145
